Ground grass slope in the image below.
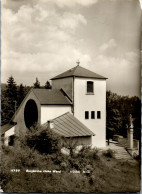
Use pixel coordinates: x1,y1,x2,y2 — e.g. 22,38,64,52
1,146,140,193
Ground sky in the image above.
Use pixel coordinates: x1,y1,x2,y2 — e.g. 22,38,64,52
1,0,141,97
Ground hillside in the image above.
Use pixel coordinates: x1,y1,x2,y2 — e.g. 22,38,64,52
1,125,141,193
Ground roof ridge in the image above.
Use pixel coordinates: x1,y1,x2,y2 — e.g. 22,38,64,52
72,65,79,76
60,88,72,103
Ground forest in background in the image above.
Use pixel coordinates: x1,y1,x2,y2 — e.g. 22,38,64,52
1,76,141,140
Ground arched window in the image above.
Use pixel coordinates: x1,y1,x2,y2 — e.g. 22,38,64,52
87,81,94,94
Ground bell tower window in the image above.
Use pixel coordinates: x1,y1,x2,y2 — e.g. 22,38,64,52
87,81,94,94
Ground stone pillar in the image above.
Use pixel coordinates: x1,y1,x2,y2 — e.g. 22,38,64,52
127,114,139,157
128,114,133,149
129,128,133,149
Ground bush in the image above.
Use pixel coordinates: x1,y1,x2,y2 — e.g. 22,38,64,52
60,145,99,171
103,149,115,158
19,124,62,155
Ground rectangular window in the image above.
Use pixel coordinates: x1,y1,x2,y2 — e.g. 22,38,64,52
97,111,101,119
85,111,89,119
8,135,15,146
87,81,94,94
91,111,95,119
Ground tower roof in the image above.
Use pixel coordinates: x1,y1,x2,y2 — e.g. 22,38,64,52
51,65,107,80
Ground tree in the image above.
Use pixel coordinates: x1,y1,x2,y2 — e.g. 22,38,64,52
5,76,17,100
1,76,32,125
33,77,40,88
106,90,141,141
130,96,141,140
44,80,52,89
17,84,25,106
1,76,17,125
106,91,122,142
1,94,11,125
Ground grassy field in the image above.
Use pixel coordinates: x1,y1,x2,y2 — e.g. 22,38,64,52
1,146,140,193
90,154,140,193
1,126,140,193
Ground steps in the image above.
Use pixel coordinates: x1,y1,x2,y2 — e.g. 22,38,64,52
103,142,133,160
113,145,132,160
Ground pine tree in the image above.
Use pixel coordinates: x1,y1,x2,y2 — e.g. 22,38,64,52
5,76,17,100
17,84,25,106
1,76,17,125
33,77,40,88
44,80,52,89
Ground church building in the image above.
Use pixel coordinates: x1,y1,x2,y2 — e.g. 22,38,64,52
2,64,107,147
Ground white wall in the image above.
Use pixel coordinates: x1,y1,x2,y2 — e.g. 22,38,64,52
4,126,15,146
41,105,72,124
74,77,106,147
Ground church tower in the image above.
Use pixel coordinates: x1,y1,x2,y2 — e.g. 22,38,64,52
51,63,107,147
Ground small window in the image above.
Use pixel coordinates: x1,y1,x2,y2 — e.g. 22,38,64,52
9,135,15,146
91,111,95,119
87,81,94,94
85,111,89,119
97,111,101,119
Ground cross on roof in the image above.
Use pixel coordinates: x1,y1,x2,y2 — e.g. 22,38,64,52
76,60,80,66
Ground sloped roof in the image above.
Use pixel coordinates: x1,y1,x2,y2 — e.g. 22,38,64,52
1,123,16,135
51,65,107,80
32,89,72,105
48,112,95,137
10,88,72,123
60,88,72,102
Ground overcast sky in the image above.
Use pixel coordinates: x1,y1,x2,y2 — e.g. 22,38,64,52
1,0,141,97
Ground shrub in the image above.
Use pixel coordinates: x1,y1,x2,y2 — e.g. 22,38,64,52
61,145,99,171
77,146,99,161
19,124,62,155
61,137,78,157
103,149,115,158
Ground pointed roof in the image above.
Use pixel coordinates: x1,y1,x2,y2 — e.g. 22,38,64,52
51,65,107,80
